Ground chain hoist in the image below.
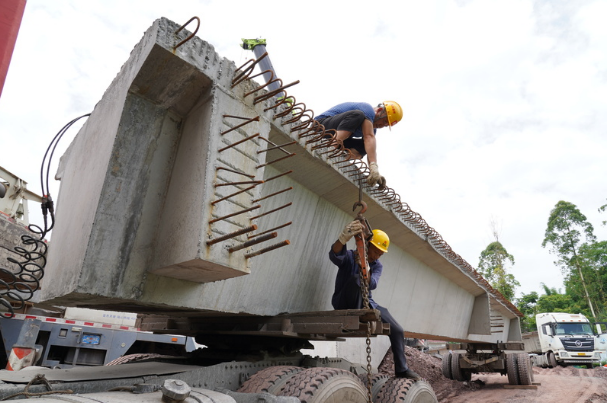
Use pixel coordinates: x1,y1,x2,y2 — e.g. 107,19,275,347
352,179,373,403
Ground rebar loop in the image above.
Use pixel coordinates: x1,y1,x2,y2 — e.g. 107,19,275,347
247,222,293,239
253,80,300,105
232,52,271,87
220,116,260,136
228,232,277,253
206,225,258,246
244,240,290,259
209,205,261,224
250,202,292,220
173,16,200,52
218,133,260,153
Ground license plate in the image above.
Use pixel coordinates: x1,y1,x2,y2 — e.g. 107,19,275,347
81,334,101,345
577,353,587,356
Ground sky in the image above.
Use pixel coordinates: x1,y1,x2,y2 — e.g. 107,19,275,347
1,0,606,299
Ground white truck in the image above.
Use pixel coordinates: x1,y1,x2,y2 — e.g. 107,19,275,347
522,312,607,368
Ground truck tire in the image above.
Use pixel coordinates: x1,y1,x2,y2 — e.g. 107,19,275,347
450,353,471,382
238,366,304,394
548,351,557,368
516,353,534,385
278,367,367,403
358,373,391,401
376,378,438,403
441,352,452,380
506,353,520,385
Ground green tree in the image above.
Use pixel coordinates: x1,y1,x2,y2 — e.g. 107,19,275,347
542,201,597,319
478,241,520,301
516,291,538,332
599,199,607,226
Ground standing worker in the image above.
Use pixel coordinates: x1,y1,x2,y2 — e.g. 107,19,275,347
315,101,403,188
328,220,422,380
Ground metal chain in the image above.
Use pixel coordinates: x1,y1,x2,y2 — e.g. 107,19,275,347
357,240,373,403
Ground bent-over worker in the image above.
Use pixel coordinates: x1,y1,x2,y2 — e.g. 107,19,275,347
328,220,421,380
315,101,403,188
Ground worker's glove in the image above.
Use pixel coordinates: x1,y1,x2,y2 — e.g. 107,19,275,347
338,220,363,245
367,162,386,189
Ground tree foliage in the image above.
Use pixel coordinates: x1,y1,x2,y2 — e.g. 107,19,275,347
478,241,520,301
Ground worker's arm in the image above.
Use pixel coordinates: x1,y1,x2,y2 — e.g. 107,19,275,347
361,119,377,164
332,240,345,254
330,221,363,259
368,262,383,290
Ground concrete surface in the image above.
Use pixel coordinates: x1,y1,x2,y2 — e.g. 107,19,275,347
37,17,521,343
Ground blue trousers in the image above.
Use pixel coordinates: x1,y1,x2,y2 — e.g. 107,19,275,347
332,276,409,372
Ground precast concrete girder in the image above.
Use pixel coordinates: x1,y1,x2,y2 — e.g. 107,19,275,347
37,17,521,343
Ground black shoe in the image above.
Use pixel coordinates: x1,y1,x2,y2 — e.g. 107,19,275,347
395,368,422,380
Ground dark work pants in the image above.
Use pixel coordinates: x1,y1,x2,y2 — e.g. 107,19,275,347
332,276,409,372
316,110,367,158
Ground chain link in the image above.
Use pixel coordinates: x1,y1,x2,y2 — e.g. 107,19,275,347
357,238,373,403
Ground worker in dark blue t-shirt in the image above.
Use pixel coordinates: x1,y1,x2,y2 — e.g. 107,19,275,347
328,220,422,380
315,101,403,188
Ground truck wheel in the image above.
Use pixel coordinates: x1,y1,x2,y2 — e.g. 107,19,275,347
548,351,557,368
278,367,367,403
441,352,452,380
516,353,534,385
450,353,471,382
238,365,304,394
358,373,391,401
376,378,438,403
506,353,520,385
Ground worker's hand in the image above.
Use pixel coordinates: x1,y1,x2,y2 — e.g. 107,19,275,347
367,162,385,188
338,220,363,245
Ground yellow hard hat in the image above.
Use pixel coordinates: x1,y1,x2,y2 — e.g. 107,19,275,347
383,101,403,129
370,229,390,253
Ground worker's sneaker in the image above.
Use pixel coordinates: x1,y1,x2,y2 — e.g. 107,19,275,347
395,368,422,380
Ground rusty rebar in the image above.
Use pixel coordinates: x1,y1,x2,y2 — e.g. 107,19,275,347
218,133,260,152
251,187,293,203
258,139,297,154
247,222,293,239
220,116,260,136
206,225,258,246
215,180,263,187
253,81,300,104
264,170,293,183
211,185,257,205
216,167,255,179
228,232,277,253
244,240,290,258
256,153,295,169
173,17,200,52
209,205,261,224
232,52,270,87
250,202,292,220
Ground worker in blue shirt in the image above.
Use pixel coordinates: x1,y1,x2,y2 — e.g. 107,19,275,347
315,101,403,188
328,220,422,380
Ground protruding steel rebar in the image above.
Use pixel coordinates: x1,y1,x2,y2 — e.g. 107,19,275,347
209,205,261,224
211,185,257,205
216,167,255,179
251,187,293,203
218,133,260,152
206,225,258,246
264,170,293,183
220,116,260,136
247,221,293,239
256,153,295,169
258,140,297,154
250,202,292,220
215,180,263,187
244,240,290,258
173,17,200,52
228,232,277,253
232,52,270,87
253,81,300,104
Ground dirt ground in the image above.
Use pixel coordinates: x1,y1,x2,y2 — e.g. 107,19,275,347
379,347,607,403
